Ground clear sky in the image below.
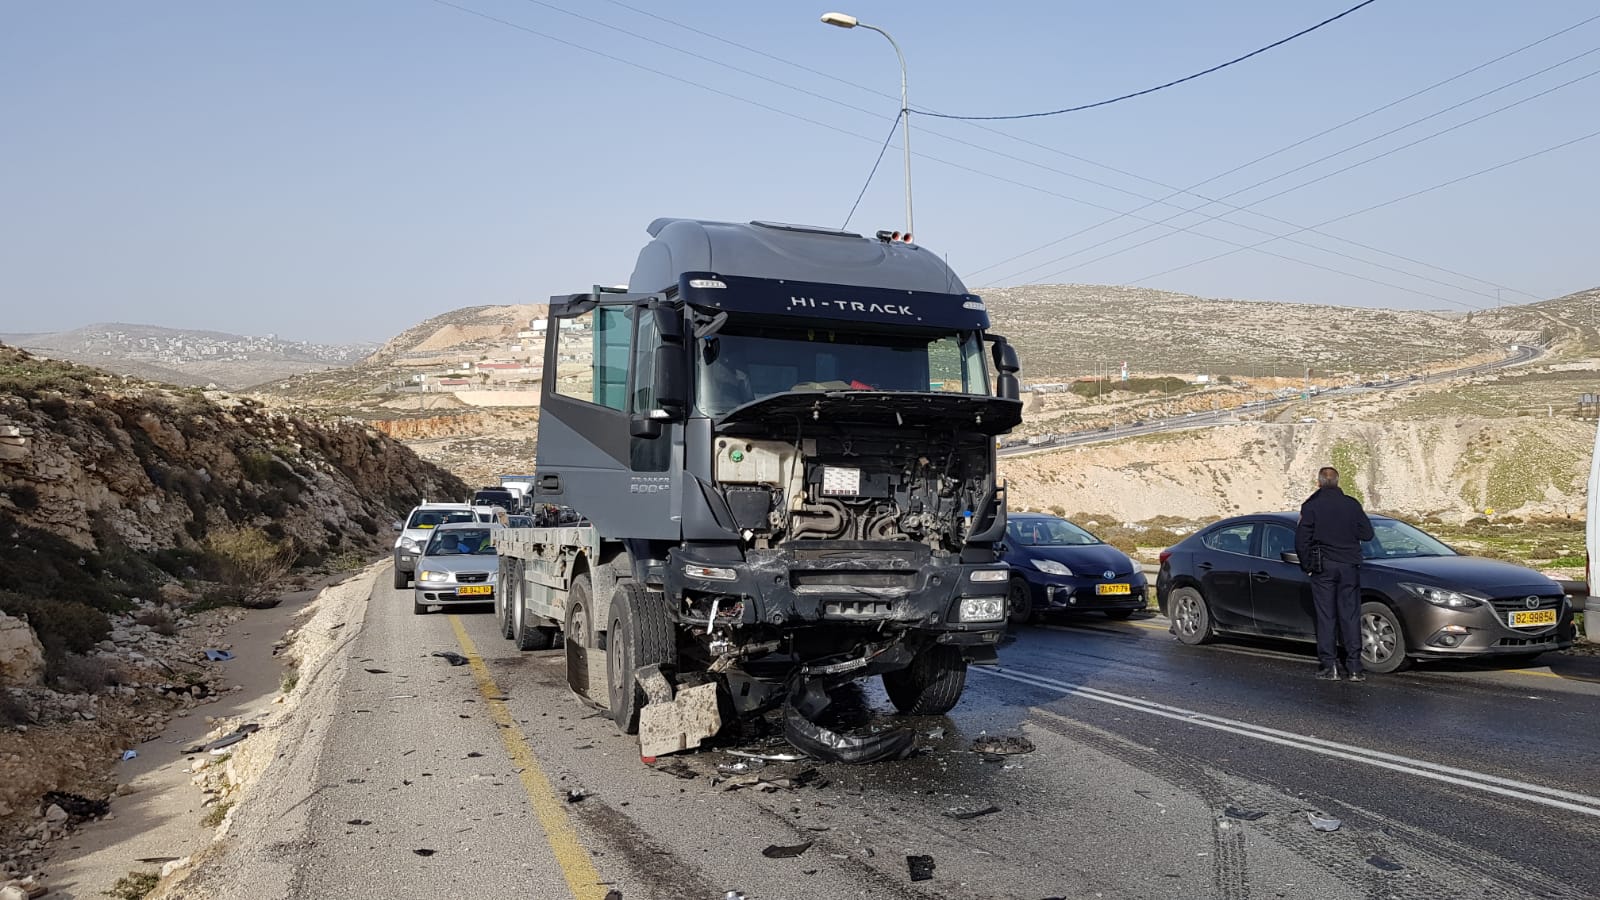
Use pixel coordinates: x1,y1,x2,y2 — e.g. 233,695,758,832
3,1,1596,343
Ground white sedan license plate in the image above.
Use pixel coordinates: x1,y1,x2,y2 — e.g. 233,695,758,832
1508,608,1555,628
457,585,493,596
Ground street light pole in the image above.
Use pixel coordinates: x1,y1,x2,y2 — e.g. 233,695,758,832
822,12,913,238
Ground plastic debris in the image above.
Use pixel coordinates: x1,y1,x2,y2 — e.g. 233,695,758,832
121,749,138,762
466,752,484,758
727,749,807,763
363,668,390,674
972,734,1035,756
566,789,586,803
925,726,946,740
413,848,435,857
717,760,762,775
906,854,936,882
1223,805,1266,821
182,723,261,755
346,819,372,826
432,651,468,667
761,842,813,859
724,893,748,900
1307,813,1342,832
1367,854,1405,872
943,804,1001,821
204,649,234,661
783,706,916,764
654,761,699,780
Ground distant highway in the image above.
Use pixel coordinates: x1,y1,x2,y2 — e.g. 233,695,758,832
1000,343,1543,458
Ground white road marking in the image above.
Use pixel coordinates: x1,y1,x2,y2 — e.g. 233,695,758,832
975,665,1600,819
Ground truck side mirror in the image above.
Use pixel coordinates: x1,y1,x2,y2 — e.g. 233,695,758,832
650,305,689,423
989,337,1021,401
630,413,663,439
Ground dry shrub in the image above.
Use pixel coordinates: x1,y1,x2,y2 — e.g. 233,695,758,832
205,526,296,609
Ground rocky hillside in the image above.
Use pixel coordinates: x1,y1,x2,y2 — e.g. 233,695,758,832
983,284,1501,383
365,303,546,365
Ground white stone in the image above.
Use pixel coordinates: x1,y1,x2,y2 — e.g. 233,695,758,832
42,805,67,825
0,614,45,686
160,856,191,878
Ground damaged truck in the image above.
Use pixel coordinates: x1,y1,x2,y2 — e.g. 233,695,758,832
494,218,1023,761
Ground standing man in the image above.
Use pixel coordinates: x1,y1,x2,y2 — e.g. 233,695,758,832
1295,466,1375,682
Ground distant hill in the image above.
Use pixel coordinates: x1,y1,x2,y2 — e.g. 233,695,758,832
1472,286,1599,356
0,323,376,389
982,284,1503,382
366,304,547,365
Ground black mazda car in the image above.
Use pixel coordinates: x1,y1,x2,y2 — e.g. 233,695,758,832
1156,512,1575,672
1002,513,1148,623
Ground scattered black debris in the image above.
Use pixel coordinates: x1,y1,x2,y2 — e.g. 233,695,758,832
1307,813,1342,832
466,752,484,758
906,854,936,882
42,791,109,820
346,819,372,826
943,804,1001,821
761,842,813,859
972,735,1035,756
413,848,435,857
1367,854,1405,872
364,668,390,674
566,789,586,803
654,761,699,780
432,651,468,667
604,891,623,900
181,723,262,755
1224,806,1267,821
1133,789,1153,798
783,706,916,764
345,778,365,784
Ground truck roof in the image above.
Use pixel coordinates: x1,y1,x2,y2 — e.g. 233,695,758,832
629,219,969,295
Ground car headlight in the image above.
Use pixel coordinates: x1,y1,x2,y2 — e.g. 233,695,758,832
1400,583,1482,609
969,568,1009,583
398,537,421,553
684,564,738,582
958,595,1006,622
418,570,452,583
1031,559,1073,577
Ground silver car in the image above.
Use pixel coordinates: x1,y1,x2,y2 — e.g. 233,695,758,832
411,522,501,615
392,503,475,590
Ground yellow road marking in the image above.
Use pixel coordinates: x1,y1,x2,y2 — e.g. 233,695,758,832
449,616,608,900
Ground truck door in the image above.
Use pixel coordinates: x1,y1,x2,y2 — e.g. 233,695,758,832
536,296,679,540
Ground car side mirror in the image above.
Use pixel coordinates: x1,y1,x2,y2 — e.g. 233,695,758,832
1280,551,1300,565
392,521,403,532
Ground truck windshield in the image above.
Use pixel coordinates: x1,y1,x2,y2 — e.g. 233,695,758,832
696,325,988,416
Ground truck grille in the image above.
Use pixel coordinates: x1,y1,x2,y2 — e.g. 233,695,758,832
792,571,915,590
823,600,894,619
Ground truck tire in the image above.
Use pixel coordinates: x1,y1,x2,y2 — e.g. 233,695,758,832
498,560,518,640
882,645,967,715
606,583,678,734
564,573,600,706
393,566,409,590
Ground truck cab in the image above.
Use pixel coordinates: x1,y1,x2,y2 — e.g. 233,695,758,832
501,219,1023,753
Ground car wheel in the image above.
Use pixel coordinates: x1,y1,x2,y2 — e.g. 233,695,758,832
1103,609,1137,620
606,583,677,734
412,596,428,615
1360,602,1411,673
1170,587,1214,645
393,566,409,591
882,645,968,715
1007,578,1036,625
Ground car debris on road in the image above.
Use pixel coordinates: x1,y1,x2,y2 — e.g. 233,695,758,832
972,734,1035,755
431,650,468,667
1307,812,1342,832
906,854,936,882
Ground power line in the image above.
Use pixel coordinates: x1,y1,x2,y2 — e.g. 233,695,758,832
536,0,1530,304
966,13,1600,287
1005,56,1600,287
915,0,1381,120
843,112,903,230
1124,128,1600,290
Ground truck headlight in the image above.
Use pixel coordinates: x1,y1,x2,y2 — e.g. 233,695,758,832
684,564,737,582
1031,559,1073,577
969,569,1010,583
418,570,451,583
958,596,1006,622
1400,583,1482,609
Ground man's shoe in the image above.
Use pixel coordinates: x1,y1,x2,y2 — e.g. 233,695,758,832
1315,668,1339,681
1346,672,1367,683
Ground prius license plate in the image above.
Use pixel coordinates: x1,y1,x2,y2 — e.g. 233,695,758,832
1508,608,1555,628
1096,583,1131,596
457,585,493,596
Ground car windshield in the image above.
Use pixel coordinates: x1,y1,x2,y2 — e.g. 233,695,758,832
1008,518,1101,547
696,324,988,416
424,529,497,556
1362,520,1456,559
407,509,474,530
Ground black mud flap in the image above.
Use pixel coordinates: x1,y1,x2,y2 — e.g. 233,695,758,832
782,706,917,764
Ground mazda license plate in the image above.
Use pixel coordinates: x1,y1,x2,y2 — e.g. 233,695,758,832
1096,584,1131,596
457,585,492,596
1508,608,1555,628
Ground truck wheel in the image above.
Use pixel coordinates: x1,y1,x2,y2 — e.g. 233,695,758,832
498,560,518,640
882,645,967,715
393,566,409,590
606,583,678,734
564,573,600,706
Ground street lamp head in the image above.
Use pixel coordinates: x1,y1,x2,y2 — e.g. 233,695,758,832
820,12,859,28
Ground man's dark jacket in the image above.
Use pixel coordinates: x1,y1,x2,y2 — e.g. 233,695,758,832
1295,485,1375,571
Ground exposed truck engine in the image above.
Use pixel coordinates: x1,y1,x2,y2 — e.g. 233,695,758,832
493,218,1023,760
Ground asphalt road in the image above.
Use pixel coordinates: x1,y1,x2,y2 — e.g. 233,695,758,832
258,574,1600,899
1001,344,1544,457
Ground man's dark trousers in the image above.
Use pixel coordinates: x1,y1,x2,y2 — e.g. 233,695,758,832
1310,563,1362,674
